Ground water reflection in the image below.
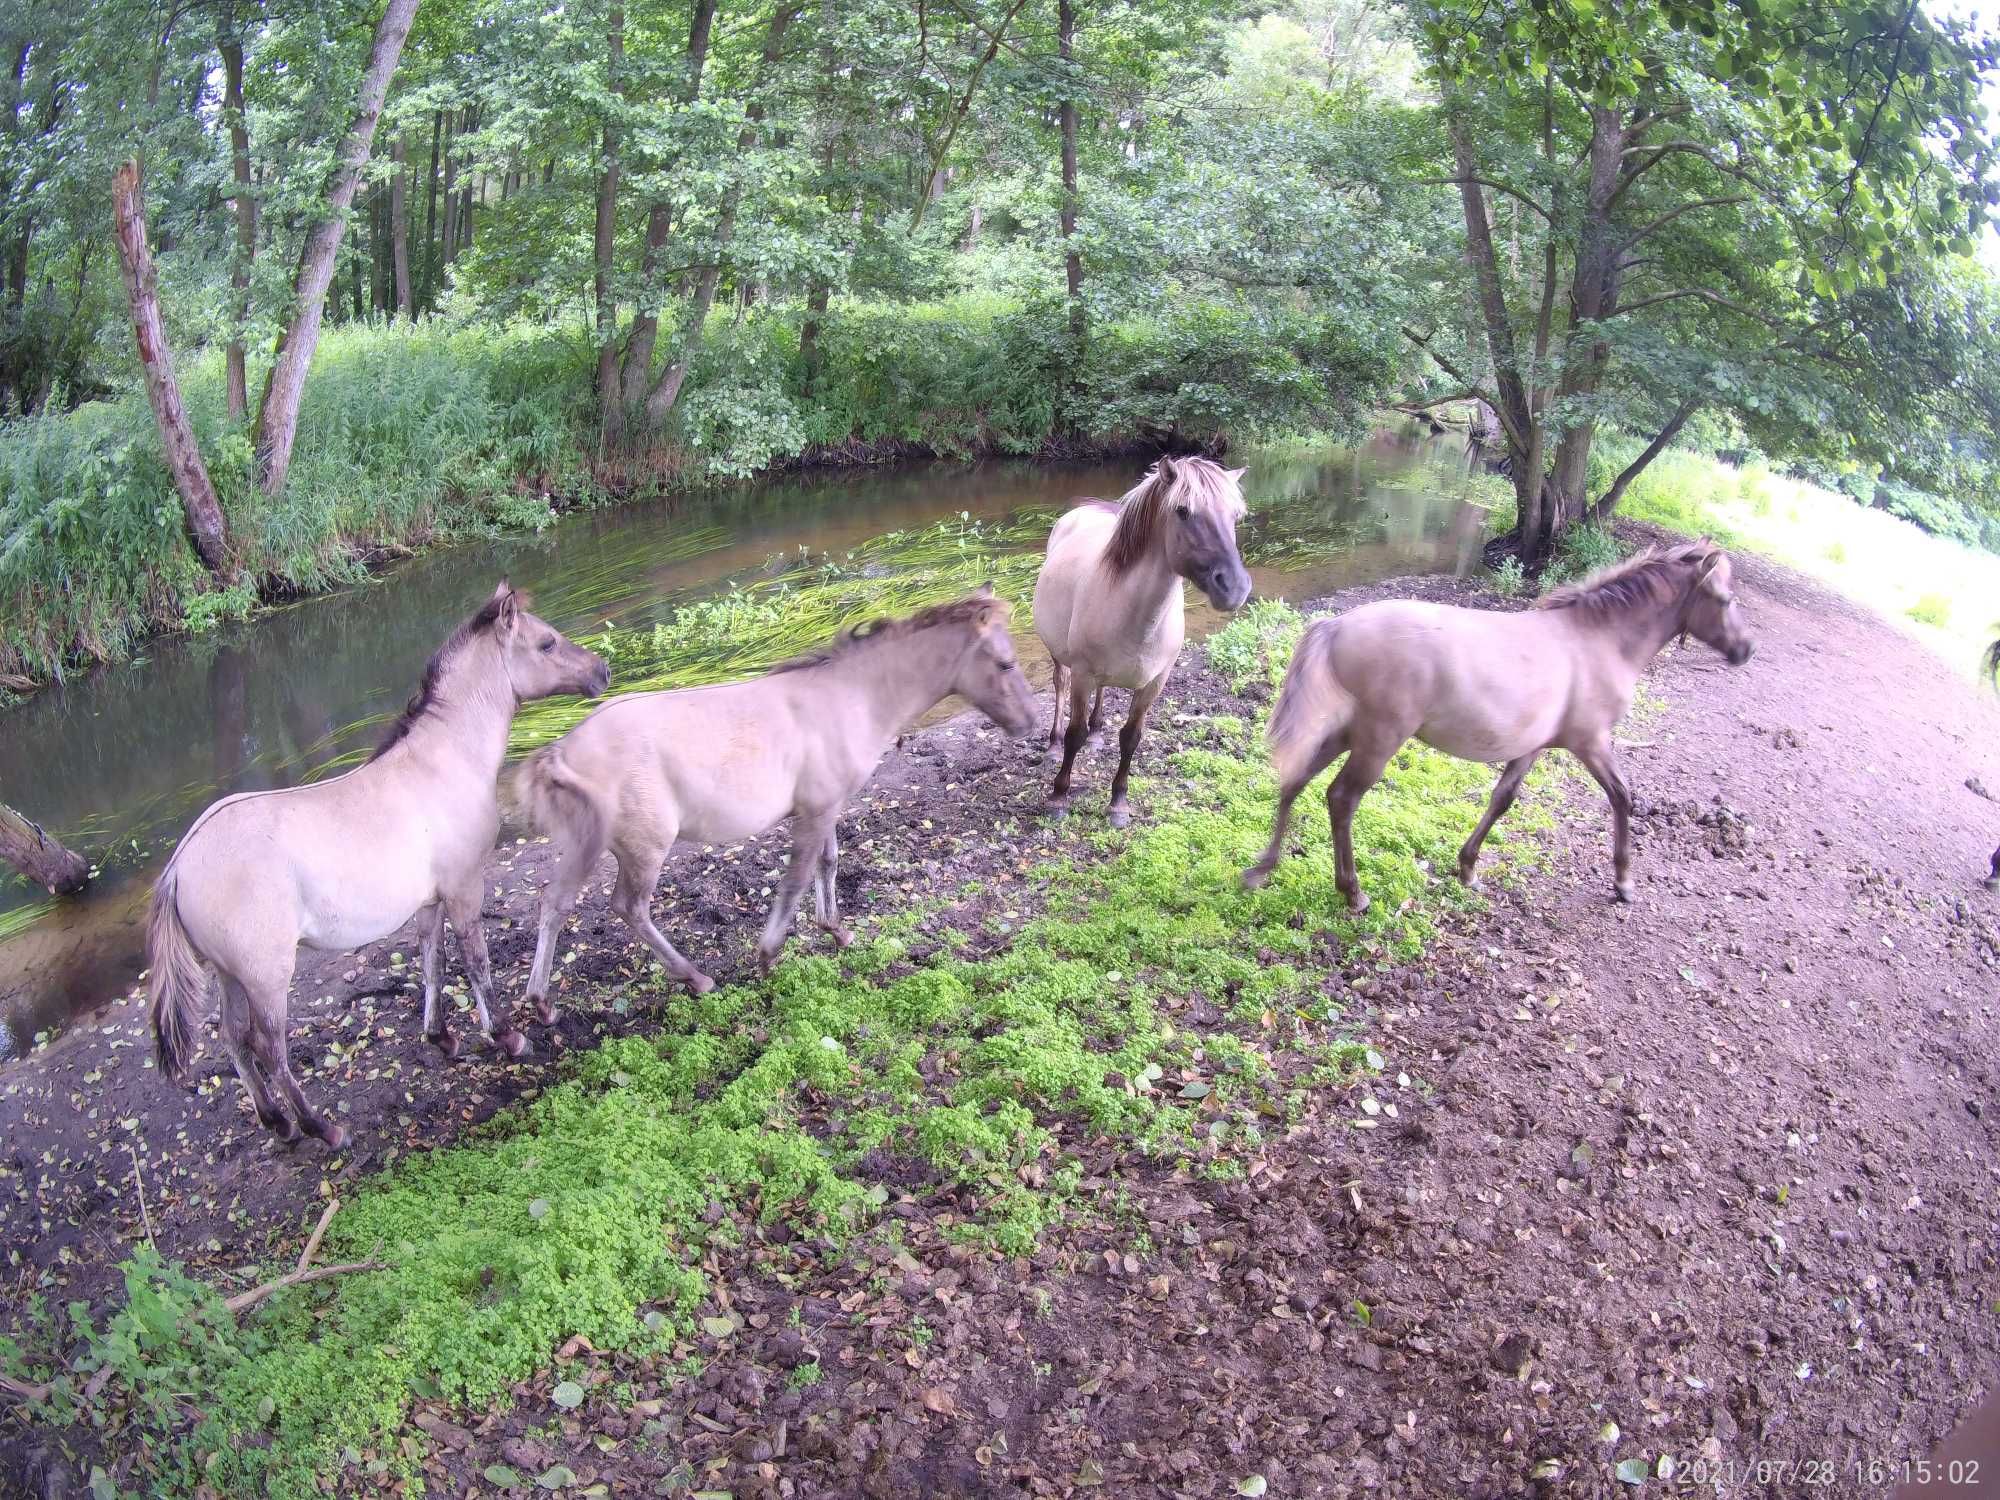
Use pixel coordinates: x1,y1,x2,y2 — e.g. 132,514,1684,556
0,431,1490,1059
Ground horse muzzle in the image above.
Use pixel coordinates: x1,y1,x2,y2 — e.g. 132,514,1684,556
1727,641,1755,667
584,658,613,697
1204,567,1253,613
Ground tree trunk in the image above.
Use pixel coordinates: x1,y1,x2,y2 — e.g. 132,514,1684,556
220,18,254,422
251,0,419,498
112,161,234,581
421,108,442,309
391,134,412,316
643,3,791,431
440,122,459,267
1057,0,1083,344
619,0,719,409
593,8,627,448
0,802,88,897
800,279,829,398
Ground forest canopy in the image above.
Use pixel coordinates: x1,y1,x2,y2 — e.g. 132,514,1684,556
2,0,1998,672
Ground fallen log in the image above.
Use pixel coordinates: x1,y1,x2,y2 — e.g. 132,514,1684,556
0,802,89,896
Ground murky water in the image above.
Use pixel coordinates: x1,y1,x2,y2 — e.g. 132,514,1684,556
0,428,1491,1059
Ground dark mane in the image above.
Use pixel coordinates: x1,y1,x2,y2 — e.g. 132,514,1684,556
368,594,508,761
1535,541,1714,617
1103,470,1171,575
768,595,1002,675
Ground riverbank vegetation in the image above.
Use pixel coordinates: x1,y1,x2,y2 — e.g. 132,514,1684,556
6,0,2000,687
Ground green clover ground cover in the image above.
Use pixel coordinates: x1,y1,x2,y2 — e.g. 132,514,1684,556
2,601,1556,1497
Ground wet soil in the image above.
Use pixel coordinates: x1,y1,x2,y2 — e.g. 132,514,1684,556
5,531,1999,1498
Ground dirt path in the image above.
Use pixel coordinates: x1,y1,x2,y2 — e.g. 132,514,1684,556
5,533,1999,1497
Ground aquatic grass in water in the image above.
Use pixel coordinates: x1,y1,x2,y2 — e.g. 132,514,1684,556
15,602,1564,1497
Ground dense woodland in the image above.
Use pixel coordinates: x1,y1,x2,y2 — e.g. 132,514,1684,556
2,0,2000,680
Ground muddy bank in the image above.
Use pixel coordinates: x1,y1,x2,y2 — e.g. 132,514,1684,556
5,538,1999,1498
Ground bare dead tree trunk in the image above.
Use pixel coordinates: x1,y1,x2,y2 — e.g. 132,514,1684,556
220,15,254,422
619,0,718,410
391,134,412,316
0,802,88,896
112,161,234,582
251,0,419,498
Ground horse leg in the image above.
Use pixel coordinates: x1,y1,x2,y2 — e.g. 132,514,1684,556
1457,752,1542,888
1571,734,1637,902
609,838,715,996
1106,678,1165,828
1988,841,1998,891
242,962,346,1150
1046,662,1069,762
1085,686,1108,751
524,823,607,1023
220,977,294,1140
1326,737,1398,914
1243,731,1345,890
445,881,528,1057
1047,673,1094,812
812,825,853,948
758,812,837,973
415,901,459,1059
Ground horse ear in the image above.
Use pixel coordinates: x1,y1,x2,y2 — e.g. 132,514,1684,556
1156,454,1179,481
1227,466,1248,482
490,579,512,601
495,584,520,631
974,581,995,599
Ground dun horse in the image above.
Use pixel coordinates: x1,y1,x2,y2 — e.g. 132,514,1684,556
1035,456,1252,826
513,590,1038,1009
1246,541,1756,909
148,585,609,1147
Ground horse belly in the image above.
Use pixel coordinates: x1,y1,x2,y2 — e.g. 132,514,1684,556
1415,697,1556,765
296,869,434,952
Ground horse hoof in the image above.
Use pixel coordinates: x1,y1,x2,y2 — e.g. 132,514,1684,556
534,998,560,1026
1045,798,1071,820
1345,890,1371,914
688,970,717,995
494,1027,531,1059
429,1028,461,1060
830,926,855,949
1458,869,1481,890
1107,804,1132,829
266,1114,300,1143
1241,864,1271,891
320,1123,350,1151
1985,876,1998,894
1614,882,1635,904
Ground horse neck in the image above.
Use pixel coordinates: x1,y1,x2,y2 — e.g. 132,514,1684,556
818,630,962,746
1107,538,1183,635
395,638,517,781
1607,583,1693,670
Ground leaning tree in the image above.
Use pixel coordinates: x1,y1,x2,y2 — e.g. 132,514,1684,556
1403,0,2000,567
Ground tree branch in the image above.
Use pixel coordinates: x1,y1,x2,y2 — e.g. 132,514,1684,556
1400,327,1515,445
910,0,1032,230
1613,195,1749,256
1417,175,1552,223
1591,396,1701,519
1605,287,1781,326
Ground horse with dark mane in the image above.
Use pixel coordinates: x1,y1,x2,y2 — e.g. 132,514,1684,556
148,585,608,1147
1245,540,1756,910
1033,456,1253,827
512,589,1038,1010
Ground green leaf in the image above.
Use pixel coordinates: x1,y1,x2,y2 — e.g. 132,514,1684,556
702,1315,737,1339
551,1380,586,1410
1616,1457,1651,1484
484,1465,525,1489
528,1198,551,1220
538,1464,579,1490
1236,1478,1270,1497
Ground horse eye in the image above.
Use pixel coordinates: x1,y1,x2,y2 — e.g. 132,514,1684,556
1175,504,1191,518
539,638,557,653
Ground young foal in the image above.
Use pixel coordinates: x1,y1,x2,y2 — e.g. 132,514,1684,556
514,590,1038,1010
149,584,608,1147
1034,456,1253,826
1246,541,1756,909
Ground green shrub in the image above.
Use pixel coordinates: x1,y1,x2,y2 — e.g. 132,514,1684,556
1908,593,1952,627
1555,521,1622,578
1492,556,1526,597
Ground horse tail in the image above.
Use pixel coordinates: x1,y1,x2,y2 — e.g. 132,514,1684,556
512,742,604,856
1267,618,1353,789
147,866,209,1085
